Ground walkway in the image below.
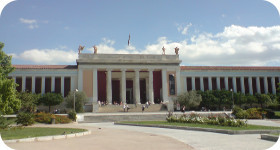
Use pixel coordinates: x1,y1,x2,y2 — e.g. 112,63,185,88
6,113,280,150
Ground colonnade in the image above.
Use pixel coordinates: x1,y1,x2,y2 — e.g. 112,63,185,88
12,75,75,97
182,76,279,95
78,68,182,104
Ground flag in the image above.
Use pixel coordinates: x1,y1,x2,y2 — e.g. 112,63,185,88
128,33,130,46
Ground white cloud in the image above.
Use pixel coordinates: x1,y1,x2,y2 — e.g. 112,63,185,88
19,18,38,29
12,25,280,66
177,23,192,35
14,49,78,64
91,25,280,66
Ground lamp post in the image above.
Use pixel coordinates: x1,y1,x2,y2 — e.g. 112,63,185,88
230,88,234,110
74,89,78,111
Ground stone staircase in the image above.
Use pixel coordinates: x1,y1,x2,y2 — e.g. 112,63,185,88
98,104,167,113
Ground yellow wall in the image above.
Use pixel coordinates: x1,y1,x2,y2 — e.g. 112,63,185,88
83,70,93,97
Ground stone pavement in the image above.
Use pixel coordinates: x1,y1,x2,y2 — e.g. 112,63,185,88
82,122,277,150
6,123,193,150
5,113,280,150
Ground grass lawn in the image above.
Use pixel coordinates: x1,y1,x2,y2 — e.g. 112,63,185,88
120,121,280,131
0,127,87,140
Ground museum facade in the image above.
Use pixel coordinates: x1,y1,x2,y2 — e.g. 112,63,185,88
8,53,280,105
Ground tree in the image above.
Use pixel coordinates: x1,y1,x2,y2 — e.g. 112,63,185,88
65,91,88,113
0,42,20,114
246,94,257,108
0,42,14,78
0,78,21,114
39,93,63,112
177,91,202,110
255,93,272,108
17,92,40,113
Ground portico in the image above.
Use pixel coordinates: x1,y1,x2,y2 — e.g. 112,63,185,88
76,53,182,105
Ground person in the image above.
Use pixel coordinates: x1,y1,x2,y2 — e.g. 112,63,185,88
142,105,145,113
145,101,149,108
123,103,126,112
126,104,130,112
182,105,185,114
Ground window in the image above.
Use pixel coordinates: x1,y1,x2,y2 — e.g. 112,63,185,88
169,74,175,95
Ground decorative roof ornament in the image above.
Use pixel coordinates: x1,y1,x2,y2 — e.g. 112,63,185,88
162,46,165,55
93,45,98,54
78,45,85,54
175,47,179,55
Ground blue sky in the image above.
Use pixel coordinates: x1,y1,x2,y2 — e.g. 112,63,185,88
1,0,280,66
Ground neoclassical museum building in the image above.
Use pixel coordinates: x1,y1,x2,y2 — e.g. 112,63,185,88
8,51,280,107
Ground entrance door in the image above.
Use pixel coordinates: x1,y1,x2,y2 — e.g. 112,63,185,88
126,88,133,104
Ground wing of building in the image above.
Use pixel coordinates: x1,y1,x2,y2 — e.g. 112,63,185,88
9,53,280,107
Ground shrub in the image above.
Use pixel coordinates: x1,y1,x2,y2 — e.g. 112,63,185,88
17,92,40,113
35,112,72,124
177,91,202,110
235,110,249,119
0,114,13,129
246,108,262,119
16,112,35,126
39,93,64,112
68,110,77,121
65,91,88,113
166,113,247,127
265,109,275,118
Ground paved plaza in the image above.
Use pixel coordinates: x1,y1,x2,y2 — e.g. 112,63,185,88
6,117,280,150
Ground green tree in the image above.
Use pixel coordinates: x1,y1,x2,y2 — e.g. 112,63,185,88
0,42,14,78
17,92,40,113
0,76,21,114
177,91,202,110
246,94,257,108
65,91,88,113
39,93,63,112
0,42,20,114
255,93,272,108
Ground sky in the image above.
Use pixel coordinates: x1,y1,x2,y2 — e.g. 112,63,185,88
1,0,280,66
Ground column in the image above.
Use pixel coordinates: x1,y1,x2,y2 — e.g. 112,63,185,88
216,77,221,90
233,77,237,93
208,77,212,91
264,76,268,94
106,69,112,104
241,77,245,94
121,69,126,104
51,76,55,92
225,77,229,90
272,77,276,94
161,69,168,102
92,69,98,103
12,76,16,82
148,69,154,104
22,76,26,92
41,76,45,95
32,76,35,93
78,69,83,91
256,77,261,94
191,77,195,90
248,77,253,95
176,69,181,95
70,76,75,91
135,69,140,104
200,77,204,91
61,76,64,97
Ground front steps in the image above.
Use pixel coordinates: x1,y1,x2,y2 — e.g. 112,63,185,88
98,104,167,113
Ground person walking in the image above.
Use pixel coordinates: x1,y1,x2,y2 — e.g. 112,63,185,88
142,105,145,113
123,103,126,112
